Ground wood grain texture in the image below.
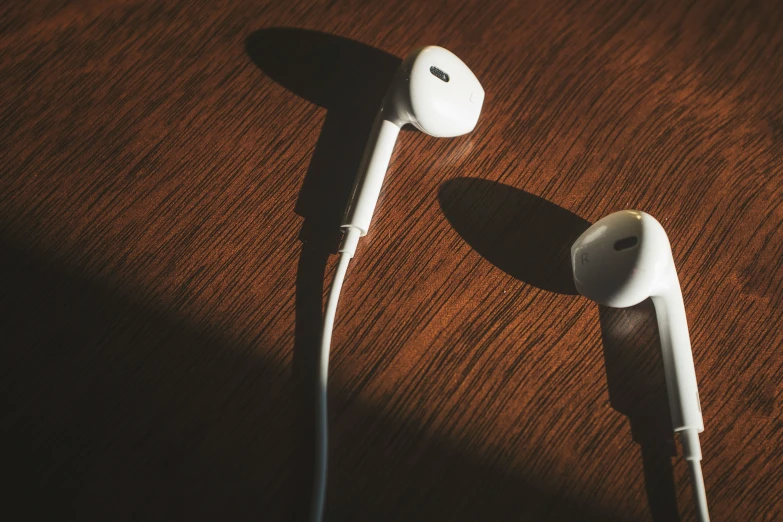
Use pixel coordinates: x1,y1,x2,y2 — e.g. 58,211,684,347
1,0,782,520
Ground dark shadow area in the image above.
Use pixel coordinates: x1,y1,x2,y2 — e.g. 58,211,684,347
599,303,681,522
438,178,679,521
0,239,628,521
0,240,299,521
245,28,401,520
438,177,589,294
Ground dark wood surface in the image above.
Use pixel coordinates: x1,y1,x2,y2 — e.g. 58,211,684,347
2,1,782,520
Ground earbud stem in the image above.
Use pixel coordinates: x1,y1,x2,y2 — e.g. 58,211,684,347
651,269,704,434
341,117,402,236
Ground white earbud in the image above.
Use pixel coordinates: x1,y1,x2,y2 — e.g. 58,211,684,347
571,210,709,521
340,46,484,252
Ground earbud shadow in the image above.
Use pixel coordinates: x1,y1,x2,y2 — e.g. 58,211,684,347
246,27,402,251
438,177,588,294
246,27,402,521
439,178,680,522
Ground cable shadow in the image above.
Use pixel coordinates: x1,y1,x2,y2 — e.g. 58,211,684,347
245,27,402,521
438,177,679,521
599,303,680,522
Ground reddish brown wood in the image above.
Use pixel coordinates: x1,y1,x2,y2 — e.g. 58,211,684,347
1,1,782,520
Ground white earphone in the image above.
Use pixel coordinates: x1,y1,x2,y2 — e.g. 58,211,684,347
572,210,709,522
312,45,484,522
339,46,485,251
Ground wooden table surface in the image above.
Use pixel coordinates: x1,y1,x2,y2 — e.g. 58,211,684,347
2,0,782,520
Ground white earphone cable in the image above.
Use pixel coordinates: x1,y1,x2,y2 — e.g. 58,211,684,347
681,429,710,522
310,227,360,522
688,458,710,522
